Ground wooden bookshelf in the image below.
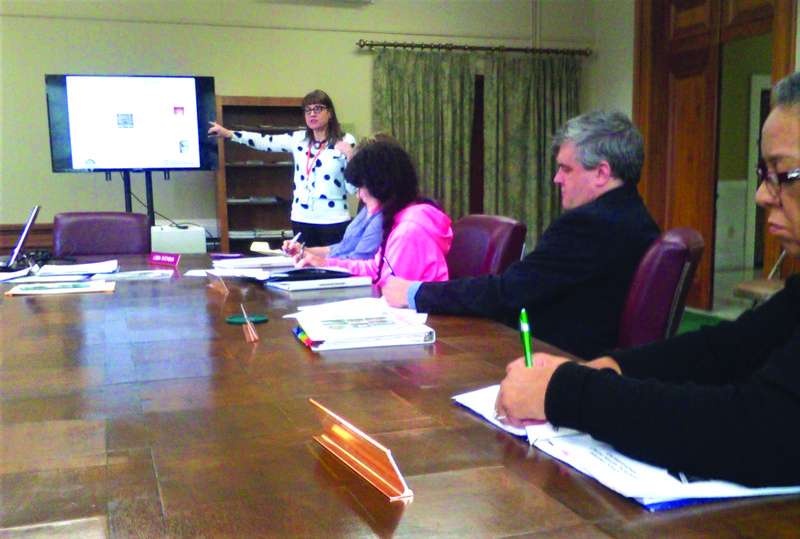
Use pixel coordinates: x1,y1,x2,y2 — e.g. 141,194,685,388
214,96,304,253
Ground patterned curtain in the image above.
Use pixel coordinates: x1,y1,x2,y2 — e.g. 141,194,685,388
372,49,475,218
372,49,581,252
484,54,581,250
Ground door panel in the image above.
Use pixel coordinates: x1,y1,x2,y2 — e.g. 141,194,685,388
669,0,715,41
722,0,774,42
665,49,719,307
635,0,793,310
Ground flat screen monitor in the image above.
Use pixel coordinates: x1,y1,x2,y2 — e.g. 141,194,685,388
45,75,218,172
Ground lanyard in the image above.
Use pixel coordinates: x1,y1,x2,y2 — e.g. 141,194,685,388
305,140,327,178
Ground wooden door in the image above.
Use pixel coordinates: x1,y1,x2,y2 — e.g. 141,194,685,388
634,0,796,309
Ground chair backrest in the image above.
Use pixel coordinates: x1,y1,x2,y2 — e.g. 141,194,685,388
445,214,528,280
53,212,151,257
618,227,704,349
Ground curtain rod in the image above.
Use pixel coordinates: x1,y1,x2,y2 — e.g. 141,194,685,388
356,39,591,57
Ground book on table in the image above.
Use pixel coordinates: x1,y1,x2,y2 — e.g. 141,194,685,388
289,297,435,351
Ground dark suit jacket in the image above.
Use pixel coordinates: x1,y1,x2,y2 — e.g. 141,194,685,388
415,183,660,359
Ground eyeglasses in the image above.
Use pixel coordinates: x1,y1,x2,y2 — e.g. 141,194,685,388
757,158,800,196
304,105,327,115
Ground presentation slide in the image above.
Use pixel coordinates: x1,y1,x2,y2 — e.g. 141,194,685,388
66,76,201,170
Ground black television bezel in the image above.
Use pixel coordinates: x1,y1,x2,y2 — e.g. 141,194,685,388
45,74,219,173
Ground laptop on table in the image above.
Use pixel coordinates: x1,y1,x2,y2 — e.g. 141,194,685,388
0,205,40,271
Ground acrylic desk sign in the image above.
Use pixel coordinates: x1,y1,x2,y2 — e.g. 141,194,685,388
149,252,180,266
206,272,229,298
309,398,413,503
240,304,260,343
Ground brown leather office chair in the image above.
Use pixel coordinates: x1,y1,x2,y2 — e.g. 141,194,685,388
53,212,151,257
445,214,528,280
618,227,704,349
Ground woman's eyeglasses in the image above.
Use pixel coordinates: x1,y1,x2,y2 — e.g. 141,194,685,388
757,158,800,196
304,105,327,115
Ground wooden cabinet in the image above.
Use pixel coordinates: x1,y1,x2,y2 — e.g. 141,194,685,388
214,95,304,253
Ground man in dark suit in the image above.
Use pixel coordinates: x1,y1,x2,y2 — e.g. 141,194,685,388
382,109,660,359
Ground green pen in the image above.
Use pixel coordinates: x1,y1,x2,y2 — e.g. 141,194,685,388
520,308,533,367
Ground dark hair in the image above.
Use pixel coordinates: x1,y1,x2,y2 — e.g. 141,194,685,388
551,109,645,185
344,141,423,281
355,131,403,151
302,89,345,145
773,71,800,108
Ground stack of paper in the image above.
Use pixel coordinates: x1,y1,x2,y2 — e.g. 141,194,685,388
2,260,121,296
186,268,272,280
212,256,293,269
0,267,32,282
33,259,119,277
453,384,800,511
287,298,435,351
5,281,116,296
265,268,372,291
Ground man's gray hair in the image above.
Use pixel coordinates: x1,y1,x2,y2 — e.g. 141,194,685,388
551,109,644,185
773,71,800,108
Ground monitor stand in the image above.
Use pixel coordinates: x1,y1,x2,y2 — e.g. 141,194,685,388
121,170,156,227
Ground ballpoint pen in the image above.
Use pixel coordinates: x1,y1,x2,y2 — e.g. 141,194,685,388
286,232,302,251
520,307,533,367
383,256,396,276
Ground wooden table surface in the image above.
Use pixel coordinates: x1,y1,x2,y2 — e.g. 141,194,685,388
2,255,799,538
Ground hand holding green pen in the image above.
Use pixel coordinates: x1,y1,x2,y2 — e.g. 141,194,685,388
520,308,533,368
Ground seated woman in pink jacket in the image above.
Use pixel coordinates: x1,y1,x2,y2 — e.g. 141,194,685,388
295,140,452,287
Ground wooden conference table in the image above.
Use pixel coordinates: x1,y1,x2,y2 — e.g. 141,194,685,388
1,254,799,538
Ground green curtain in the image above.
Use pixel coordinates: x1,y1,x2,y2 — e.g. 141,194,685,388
372,49,581,252
373,49,475,217
483,53,581,250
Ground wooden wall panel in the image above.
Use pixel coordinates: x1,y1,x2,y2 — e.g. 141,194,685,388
721,0,774,42
669,0,715,41
665,50,719,307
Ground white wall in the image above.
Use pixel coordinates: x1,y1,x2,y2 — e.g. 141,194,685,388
581,0,636,115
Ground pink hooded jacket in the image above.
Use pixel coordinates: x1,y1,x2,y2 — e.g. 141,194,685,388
326,203,452,287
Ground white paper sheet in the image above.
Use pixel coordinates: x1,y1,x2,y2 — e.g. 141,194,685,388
452,384,576,440
33,259,118,276
184,268,272,279
286,297,428,324
535,433,800,509
0,267,32,282
212,256,293,269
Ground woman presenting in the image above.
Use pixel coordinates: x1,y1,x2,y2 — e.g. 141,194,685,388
208,89,355,247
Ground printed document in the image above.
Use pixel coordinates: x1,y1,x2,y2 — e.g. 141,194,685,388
454,384,800,510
